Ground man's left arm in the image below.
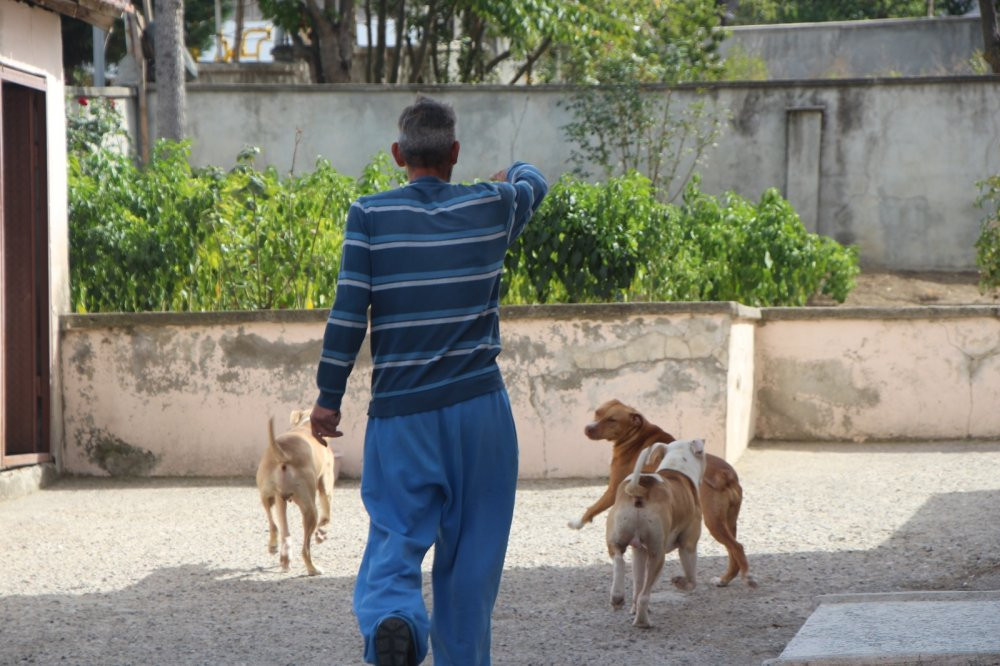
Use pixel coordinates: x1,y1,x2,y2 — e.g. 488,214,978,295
500,162,548,243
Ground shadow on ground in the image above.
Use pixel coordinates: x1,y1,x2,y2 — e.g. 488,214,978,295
1,485,997,665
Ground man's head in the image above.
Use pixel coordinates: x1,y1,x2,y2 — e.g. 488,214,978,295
392,96,459,176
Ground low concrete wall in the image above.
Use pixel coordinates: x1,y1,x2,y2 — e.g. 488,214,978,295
756,306,1000,441
58,304,1000,479
58,304,759,479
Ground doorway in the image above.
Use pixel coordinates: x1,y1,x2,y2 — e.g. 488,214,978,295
0,67,51,469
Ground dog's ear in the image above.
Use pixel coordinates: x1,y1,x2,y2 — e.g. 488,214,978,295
691,439,706,457
290,410,302,425
630,411,644,428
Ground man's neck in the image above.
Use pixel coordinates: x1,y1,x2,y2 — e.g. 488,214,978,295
407,165,452,182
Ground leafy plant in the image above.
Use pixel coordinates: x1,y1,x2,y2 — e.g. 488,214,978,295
975,175,1000,291
561,58,724,202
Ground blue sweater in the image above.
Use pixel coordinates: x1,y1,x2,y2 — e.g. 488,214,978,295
316,162,548,418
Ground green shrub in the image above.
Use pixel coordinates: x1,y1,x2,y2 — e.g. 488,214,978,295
975,175,1000,291
502,174,859,306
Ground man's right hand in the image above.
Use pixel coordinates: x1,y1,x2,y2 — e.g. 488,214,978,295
311,404,344,442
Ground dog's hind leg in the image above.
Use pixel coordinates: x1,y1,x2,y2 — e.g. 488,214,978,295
633,548,662,629
261,495,278,554
672,545,697,592
630,545,648,617
276,498,291,572
315,478,332,543
609,549,627,610
295,496,322,576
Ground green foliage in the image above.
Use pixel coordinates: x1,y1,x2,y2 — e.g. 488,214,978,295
561,61,723,202
502,173,860,306
720,44,769,81
66,97,405,312
975,175,1000,291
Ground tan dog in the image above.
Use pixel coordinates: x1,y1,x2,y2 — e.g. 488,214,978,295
256,409,336,575
572,399,756,588
606,439,705,628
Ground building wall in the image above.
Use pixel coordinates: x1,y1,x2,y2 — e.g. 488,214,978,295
1,0,71,468
58,304,1000,479
721,17,984,80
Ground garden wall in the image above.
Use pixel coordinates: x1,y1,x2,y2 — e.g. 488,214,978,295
57,304,1000,479
109,74,999,272
58,304,759,479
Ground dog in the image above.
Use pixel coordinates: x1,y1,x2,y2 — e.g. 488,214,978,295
256,409,336,575
571,399,756,588
606,439,706,628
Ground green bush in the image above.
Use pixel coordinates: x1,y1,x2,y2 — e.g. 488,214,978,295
67,98,405,312
975,175,1000,292
67,98,857,311
502,173,859,306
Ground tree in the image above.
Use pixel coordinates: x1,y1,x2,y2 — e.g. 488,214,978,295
156,0,187,140
980,0,1000,73
260,0,356,82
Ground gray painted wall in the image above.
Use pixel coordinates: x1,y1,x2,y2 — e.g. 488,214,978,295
167,78,1000,271
722,17,984,80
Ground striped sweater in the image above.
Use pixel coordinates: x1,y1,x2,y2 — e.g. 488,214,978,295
316,162,548,418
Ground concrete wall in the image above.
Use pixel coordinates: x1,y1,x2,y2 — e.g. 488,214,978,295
722,17,985,79
58,304,760,479
1,0,72,466
113,76,1000,272
57,304,1000,479
755,305,1000,441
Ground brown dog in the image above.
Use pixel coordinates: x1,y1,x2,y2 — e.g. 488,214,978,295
572,399,756,588
606,439,705,627
256,409,336,575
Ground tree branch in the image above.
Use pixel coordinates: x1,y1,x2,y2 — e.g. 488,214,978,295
980,0,1000,73
508,36,551,85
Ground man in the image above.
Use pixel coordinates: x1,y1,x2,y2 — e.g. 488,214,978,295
310,96,547,666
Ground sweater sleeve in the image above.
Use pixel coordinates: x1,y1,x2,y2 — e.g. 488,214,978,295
505,162,548,244
316,203,371,410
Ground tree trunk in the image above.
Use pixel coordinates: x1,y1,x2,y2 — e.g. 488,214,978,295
389,0,405,83
232,0,245,62
981,0,1000,74
306,0,356,82
374,0,387,82
155,0,186,141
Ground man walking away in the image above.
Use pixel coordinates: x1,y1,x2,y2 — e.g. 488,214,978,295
310,96,548,666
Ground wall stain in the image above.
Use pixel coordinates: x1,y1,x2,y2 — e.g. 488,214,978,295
219,331,321,370
82,428,160,477
69,338,95,380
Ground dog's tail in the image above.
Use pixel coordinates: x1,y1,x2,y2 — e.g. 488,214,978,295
267,417,291,464
625,442,670,498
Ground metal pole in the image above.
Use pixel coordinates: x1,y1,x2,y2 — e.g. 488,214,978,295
92,26,107,86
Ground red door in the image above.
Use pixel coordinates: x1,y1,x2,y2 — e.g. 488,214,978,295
0,67,51,469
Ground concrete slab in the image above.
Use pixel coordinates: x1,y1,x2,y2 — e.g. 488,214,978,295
765,591,1000,665
0,463,57,502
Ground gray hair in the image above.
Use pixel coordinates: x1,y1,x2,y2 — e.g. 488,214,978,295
397,96,456,168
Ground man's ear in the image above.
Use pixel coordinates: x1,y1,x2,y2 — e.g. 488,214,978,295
450,140,460,165
391,142,407,167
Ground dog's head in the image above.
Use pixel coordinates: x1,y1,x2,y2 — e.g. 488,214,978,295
289,409,312,428
584,399,645,442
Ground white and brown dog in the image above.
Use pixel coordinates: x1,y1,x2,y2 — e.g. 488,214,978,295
256,409,336,576
606,438,706,628
575,399,755,588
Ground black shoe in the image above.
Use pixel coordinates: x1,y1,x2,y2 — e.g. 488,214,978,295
374,616,416,666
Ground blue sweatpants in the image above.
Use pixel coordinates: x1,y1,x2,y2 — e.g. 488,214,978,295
353,389,519,665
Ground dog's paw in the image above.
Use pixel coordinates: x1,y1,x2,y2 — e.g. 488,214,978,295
671,576,695,591
610,594,625,610
711,576,729,587
567,518,585,530
306,566,323,576
745,576,759,589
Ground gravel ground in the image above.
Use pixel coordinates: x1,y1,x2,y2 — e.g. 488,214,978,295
2,441,1000,665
